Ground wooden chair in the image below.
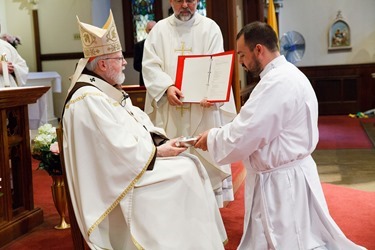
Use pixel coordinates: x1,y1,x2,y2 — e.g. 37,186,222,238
56,125,90,250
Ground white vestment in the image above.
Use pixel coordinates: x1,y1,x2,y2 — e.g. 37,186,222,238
207,56,365,250
62,74,227,250
0,39,28,87
142,13,237,207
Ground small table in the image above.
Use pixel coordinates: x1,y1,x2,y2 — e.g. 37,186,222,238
24,72,62,129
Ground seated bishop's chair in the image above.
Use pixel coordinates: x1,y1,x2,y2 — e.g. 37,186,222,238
56,125,90,250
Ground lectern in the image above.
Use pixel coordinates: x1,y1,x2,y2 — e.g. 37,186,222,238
0,86,49,247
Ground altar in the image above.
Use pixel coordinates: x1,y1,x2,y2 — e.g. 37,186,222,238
24,72,62,129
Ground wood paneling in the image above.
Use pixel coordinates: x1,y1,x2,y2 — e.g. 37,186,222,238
299,63,375,115
122,85,146,110
242,0,265,26
239,64,375,115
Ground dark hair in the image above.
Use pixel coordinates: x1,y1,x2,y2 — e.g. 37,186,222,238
236,21,279,52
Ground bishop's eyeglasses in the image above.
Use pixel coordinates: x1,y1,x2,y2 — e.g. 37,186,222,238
102,56,125,62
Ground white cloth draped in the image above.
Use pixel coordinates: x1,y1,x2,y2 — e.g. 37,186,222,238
0,39,28,88
26,71,62,129
207,56,365,250
142,13,237,207
62,74,227,249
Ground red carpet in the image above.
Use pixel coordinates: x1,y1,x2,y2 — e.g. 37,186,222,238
221,180,374,250
322,183,375,250
221,181,245,250
317,115,374,149
3,160,374,249
3,168,73,250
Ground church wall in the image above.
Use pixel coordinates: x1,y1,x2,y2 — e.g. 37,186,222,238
1,1,36,71
0,0,133,118
279,0,375,66
0,1,7,36
235,0,246,90
38,0,93,116
1,0,374,120
110,1,139,87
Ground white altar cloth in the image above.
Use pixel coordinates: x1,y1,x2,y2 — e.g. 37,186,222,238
24,72,62,129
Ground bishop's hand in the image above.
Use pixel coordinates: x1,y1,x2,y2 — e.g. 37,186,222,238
157,137,187,157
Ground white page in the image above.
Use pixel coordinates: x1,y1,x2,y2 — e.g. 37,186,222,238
207,54,232,101
180,57,211,103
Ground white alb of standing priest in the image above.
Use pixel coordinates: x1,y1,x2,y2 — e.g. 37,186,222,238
142,0,238,208
61,10,227,250
0,38,28,88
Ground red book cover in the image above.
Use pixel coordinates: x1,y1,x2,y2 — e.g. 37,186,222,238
175,50,234,103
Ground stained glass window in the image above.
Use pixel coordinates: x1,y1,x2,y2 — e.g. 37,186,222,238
131,0,155,42
197,0,207,16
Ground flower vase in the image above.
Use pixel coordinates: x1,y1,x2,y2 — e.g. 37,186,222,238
51,175,71,230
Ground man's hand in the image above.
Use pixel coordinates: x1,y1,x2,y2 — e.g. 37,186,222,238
194,130,210,151
200,98,214,108
166,85,184,106
0,62,13,75
7,62,14,74
157,138,187,157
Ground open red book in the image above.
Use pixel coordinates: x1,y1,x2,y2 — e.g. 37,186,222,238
175,50,234,103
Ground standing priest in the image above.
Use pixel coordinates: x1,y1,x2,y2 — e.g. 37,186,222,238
61,10,227,250
0,37,28,88
142,0,237,208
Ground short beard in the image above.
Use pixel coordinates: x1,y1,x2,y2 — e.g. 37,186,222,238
248,54,262,77
108,67,125,85
176,9,194,21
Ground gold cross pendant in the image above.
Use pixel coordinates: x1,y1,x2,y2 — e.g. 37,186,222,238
175,42,192,55
175,105,191,116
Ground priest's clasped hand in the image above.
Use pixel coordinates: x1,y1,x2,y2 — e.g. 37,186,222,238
157,137,188,157
200,98,214,108
166,85,214,108
166,85,184,106
0,61,14,74
194,130,210,151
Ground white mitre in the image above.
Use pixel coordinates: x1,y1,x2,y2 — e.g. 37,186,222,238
68,10,122,92
78,10,122,58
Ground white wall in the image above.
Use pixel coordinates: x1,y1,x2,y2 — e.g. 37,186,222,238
0,0,92,117
1,0,374,118
279,0,375,66
0,1,7,34
110,0,139,86
2,1,36,71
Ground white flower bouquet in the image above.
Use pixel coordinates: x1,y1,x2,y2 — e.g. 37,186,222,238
32,124,62,176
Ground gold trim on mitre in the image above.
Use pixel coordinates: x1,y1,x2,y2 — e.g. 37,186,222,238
77,10,122,58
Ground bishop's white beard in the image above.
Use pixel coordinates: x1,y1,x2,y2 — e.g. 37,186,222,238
108,67,125,85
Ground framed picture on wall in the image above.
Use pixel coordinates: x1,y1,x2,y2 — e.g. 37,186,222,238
328,11,351,51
